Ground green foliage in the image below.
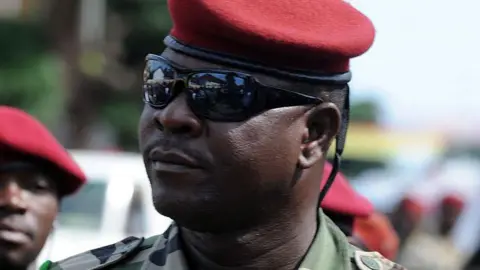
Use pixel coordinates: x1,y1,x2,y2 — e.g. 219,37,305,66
0,19,49,66
108,0,172,67
99,0,173,150
101,93,144,151
0,19,61,127
350,100,379,123
0,56,63,126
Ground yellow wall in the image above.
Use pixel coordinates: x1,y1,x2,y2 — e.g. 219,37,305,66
328,124,445,160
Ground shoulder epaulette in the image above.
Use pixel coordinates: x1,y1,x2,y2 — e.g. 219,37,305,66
350,248,407,270
40,235,161,270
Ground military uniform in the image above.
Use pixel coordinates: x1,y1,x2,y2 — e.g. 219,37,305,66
40,211,404,270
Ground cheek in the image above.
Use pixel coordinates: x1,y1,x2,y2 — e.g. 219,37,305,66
209,110,304,182
138,108,153,144
28,195,58,239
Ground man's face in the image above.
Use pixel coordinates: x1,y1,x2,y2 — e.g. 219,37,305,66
0,158,58,269
138,50,340,232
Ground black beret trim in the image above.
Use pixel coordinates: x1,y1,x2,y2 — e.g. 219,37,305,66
163,35,351,85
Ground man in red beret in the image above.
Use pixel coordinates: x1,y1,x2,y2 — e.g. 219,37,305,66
439,194,465,236
42,0,406,269
0,106,85,270
352,212,400,261
319,163,400,260
391,197,425,248
320,162,374,236
399,194,466,269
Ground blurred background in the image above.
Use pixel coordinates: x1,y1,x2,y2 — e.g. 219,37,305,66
1,0,480,269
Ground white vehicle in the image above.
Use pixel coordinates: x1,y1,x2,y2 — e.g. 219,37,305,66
35,150,172,266
351,148,440,213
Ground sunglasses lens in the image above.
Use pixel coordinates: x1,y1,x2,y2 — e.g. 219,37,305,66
188,73,255,120
143,58,316,122
143,62,177,108
143,83,170,108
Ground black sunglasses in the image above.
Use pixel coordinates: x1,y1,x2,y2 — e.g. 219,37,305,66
142,54,322,122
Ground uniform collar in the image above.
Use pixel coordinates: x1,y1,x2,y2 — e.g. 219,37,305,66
140,225,189,270
299,209,352,270
141,210,351,270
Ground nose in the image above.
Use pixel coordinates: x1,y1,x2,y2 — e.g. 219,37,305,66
0,179,28,213
154,92,203,137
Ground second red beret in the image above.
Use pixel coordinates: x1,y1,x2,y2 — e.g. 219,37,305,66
0,106,86,196
321,162,374,218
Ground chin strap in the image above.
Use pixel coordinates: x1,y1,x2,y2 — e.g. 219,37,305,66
317,85,350,207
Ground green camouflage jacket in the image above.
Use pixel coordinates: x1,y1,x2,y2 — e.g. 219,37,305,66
40,211,406,270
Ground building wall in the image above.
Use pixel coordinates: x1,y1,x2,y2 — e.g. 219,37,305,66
0,0,22,18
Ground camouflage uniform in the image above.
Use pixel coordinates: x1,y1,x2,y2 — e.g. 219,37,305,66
40,211,405,270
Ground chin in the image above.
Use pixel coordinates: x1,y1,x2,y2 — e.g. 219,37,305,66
153,203,210,232
0,253,31,270
151,194,243,233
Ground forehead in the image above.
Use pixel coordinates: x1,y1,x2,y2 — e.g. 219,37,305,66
160,48,312,93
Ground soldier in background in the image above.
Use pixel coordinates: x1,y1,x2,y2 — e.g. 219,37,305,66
353,212,400,261
321,162,399,260
0,106,85,270
399,194,466,270
320,162,374,237
390,196,425,249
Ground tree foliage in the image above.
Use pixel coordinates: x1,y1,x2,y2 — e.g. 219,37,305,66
350,100,379,124
0,19,62,126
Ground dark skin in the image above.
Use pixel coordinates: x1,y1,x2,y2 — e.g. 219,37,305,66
0,154,59,270
138,49,341,270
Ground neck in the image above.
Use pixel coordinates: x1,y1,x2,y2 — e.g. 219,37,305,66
181,208,318,270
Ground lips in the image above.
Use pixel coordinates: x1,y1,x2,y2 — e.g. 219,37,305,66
149,149,203,169
0,223,31,245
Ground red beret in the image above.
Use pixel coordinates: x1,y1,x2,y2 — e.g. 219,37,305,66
399,197,424,222
0,106,86,196
167,0,375,73
321,162,374,218
441,194,464,210
353,212,399,260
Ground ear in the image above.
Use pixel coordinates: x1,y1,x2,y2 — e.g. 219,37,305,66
298,103,341,169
